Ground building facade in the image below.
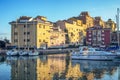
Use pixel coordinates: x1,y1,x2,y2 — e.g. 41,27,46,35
86,26,111,47
78,11,94,28
106,19,116,32
48,27,66,48
55,18,85,45
10,16,66,48
94,17,105,27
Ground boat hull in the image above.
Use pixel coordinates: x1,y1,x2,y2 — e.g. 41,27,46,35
71,54,118,61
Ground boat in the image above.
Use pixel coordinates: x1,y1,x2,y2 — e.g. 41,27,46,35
18,50,28,56
71,46,120,61
28,49,39,56
6,49,19,56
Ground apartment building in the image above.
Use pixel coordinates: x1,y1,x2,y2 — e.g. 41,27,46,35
78,11,94,28
94,16,105,27
106,19,116,31
10,16,66,48
49,28,66,47
86,26,111,47
55,18,85,45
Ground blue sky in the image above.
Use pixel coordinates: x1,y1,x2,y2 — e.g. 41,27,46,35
0,0,120,41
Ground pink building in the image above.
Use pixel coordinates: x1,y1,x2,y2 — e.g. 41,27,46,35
86,26,111,47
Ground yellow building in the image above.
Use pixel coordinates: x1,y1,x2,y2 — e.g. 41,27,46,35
94,16,105,27
106,19,116,31
10,16,52,48
49,27,66,48
55,18,85,45
78,11,94,28
10,16,66,48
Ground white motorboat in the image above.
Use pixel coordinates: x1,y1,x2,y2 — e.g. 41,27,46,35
6,49,19,56
28,50,39,56
18,50,28,56
71,46,120,60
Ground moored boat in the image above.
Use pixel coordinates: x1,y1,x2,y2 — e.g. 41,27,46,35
6,49,19,56
28,50,39,56
18,50,28,56
71,46,120,61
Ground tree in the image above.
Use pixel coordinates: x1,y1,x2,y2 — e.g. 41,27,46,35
4,38,10,44
0,40,5,49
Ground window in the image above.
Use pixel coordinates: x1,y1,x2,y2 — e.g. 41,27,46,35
14,39,18,42
27,32,30,35
51,42,54,44
14,32,18,35
27,39,30,42
102,34,104,36
102,42,104,44
39,39,41,42
89,38,91,40
43,33,45,35
89,31,91,33
43,40,45,42
89,34,91,37
24,25,26,28
39,24,41,28
24,32,26,35
14,25,17,28
102,38,104,40
61,34,64,36
43,25,45,29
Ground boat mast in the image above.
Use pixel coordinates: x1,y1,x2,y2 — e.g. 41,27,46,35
116,8,119,46
117,8,120,80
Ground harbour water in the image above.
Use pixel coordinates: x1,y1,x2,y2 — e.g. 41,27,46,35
0,53,120,80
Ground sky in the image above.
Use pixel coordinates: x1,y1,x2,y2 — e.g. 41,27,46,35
0,0,120,41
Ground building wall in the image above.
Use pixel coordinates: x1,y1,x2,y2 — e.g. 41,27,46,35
55,19,85,45
11,22,37,48
106,19,116,31
49,31,66,47
10,16,67,48
86,26,111,47
36,22,52,48
94,17,105,27
65,21,85,45
78,12,94,28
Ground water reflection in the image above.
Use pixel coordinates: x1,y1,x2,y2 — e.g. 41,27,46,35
71,60,119,80
0,54,120,80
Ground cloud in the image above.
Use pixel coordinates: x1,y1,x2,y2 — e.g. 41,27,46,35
0,33,8,35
